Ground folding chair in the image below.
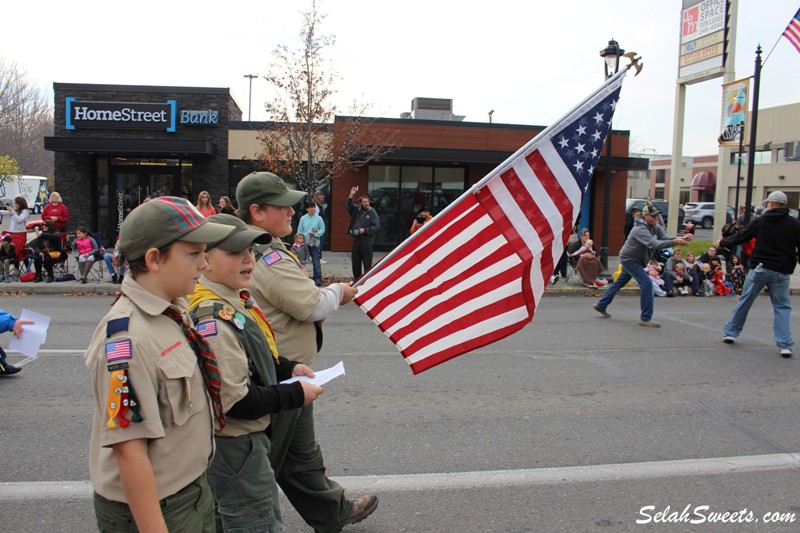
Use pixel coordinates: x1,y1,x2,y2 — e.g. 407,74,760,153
84,232,106,281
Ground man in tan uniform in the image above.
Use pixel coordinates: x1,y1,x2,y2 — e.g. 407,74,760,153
237,172,378,532
84,196,233,532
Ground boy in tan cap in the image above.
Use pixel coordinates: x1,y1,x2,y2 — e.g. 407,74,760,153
237,172,377,532
84,196,234,532
187,213,324,531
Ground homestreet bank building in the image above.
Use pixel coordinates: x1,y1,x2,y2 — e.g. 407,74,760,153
46,83,644,253
45,83,240,244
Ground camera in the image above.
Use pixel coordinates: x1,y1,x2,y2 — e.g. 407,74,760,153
349,228,361,236
415,216,425,225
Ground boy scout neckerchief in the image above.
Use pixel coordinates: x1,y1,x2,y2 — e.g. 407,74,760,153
188,284,280,363
161,305,225,430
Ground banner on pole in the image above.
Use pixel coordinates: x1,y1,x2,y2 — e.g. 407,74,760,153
718,77,750,147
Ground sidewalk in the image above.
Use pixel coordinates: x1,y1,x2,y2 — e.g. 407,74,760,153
3,251,799,296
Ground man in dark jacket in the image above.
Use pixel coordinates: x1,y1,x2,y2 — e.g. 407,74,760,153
718,191,800,358
346,186,380,278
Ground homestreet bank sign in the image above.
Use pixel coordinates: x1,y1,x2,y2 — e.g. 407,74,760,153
65,98,219,132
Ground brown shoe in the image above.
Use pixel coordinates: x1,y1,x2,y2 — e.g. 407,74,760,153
344,495,378,526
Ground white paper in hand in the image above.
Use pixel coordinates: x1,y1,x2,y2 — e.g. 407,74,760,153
281,361,345,386
8,308,51,358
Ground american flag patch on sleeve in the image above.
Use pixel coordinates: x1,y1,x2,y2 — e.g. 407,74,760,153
196,320,218,337
263,250,282,266
105,339,132,362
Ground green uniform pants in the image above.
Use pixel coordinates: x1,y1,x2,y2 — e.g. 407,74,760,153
93,473,215,533
209,431,282,532
269,404,352,533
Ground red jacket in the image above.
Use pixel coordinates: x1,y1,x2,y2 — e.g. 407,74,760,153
42,203,69,231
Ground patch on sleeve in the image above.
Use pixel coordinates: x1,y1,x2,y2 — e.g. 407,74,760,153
106,317,130,338
196,320,218,337
263,250,282,266
105,339,132,362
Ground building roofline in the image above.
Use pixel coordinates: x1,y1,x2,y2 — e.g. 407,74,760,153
53,82,232,95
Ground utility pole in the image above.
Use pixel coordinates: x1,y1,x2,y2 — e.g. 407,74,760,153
243,74,257,121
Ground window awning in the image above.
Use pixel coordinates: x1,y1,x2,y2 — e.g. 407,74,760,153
691,171,715,190
44,137,216,158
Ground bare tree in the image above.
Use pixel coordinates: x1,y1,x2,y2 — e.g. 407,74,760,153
0,58,54,177
257,0,396,195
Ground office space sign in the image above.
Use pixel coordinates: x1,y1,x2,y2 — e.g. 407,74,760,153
678,0,730,85
66,98,177,132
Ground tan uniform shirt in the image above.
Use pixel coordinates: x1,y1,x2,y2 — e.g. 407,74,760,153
84,277,214,502
192,278,271,438
250,237,319,365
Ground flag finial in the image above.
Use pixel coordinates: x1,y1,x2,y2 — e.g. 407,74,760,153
623,52,643,76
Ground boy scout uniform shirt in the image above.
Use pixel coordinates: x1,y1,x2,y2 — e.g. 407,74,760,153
84,276,214,503
251,236,319,365
190,278,271,438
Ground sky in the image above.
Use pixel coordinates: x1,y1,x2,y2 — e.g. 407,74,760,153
2,0,799,157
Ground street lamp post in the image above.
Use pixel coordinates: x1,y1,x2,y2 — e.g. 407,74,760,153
243,74,257,121
598,38,624,276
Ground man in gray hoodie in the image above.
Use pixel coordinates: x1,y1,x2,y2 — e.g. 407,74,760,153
592,204,692,327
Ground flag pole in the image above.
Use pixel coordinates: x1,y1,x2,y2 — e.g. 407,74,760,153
353,65,631,288
742,46,762,226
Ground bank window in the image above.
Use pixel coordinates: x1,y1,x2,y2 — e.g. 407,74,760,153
730,150,772,165
655,169,666,184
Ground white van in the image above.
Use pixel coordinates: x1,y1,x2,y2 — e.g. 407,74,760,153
0,175,50,214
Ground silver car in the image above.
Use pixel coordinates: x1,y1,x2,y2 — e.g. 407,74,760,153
683,202,735,229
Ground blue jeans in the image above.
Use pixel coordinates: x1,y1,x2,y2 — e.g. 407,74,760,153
103,253,125,277
308,245,321,284
595,260,654,321
723,264,793,349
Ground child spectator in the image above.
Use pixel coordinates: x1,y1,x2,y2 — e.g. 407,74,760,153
0,235,17,282
74,226,103,284
645,259,668,297
699,263,715,296
187,214,322,531
726,254,745,295
83,197,233,532
569,239,594,257
291,233,310,266
0,309,33,375
672,262,693,295
710,258,732,296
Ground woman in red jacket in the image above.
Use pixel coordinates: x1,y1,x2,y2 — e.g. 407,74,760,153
41,192,70,246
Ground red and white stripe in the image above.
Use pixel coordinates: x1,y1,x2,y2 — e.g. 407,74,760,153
784,9,800,54
356,143,582,374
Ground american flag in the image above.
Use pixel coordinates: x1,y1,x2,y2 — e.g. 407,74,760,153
354,70,627,374
105,339,132,362
196,320,218,338
784,7,800,54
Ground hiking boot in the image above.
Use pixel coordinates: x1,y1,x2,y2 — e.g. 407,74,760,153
110,274,118,284
780,348,792,359
592,304,610,318
638,320,661,328
344,495,378,526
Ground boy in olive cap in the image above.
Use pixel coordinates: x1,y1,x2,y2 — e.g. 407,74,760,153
84,197,234,532
187,214,324,531
236,172,377,531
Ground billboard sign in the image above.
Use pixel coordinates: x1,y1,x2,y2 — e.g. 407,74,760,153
678,0,728,84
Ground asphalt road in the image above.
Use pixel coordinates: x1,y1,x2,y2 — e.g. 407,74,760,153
1,293,800,532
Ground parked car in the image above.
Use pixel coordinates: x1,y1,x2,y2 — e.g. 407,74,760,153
625,198,682,227
682,202,734,229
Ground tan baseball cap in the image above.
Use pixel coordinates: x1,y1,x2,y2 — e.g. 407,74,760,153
236,172,307,208
119,196,235,261
205,214,272,252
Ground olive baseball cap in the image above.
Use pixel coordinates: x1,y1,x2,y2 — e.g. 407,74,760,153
206,214,272,252
119,196,235,261
236,172,307,208
641,205,660,217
